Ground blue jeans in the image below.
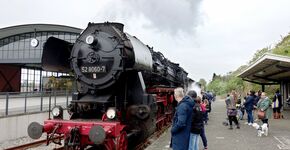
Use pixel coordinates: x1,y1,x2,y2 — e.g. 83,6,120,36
200,127,207,148
246,109,253,123
203,112,208,124
189,133,199,150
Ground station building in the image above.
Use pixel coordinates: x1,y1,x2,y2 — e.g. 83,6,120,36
0,24,82,92
238,53,290,109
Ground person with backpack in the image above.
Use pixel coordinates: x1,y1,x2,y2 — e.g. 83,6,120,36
202,99,209,125
272,90,282,119
199,96,208,150
188,91,205,150
225,93,240,129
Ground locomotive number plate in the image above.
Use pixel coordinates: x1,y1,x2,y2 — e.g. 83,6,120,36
81,66,106,73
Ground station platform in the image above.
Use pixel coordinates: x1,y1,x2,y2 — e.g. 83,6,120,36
146,98,290,150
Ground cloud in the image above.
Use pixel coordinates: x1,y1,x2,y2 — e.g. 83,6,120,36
95,0,204,35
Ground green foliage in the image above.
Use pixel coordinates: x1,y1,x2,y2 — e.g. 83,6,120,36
45,76,73,91
249,47,271,64
207,78,226,95
207,74,244,96
207,73,279,97
198,78,207,90
272,33,290,56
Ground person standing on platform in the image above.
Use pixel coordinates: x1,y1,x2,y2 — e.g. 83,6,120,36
257,92,272,126
199,96,208,150
253,90,261,121
272,90,282,119
225,93,240,129
171,87,195,150
244,90,255,125
187,91,208,150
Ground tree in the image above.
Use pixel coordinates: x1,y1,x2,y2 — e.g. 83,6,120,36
249,47,271,64
272,33,290,56
198,78,207,90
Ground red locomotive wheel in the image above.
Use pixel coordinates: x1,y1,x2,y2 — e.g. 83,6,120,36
117,131,128,150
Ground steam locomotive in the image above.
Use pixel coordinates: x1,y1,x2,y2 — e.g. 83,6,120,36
27,22,192,149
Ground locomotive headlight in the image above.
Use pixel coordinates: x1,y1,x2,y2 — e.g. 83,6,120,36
86,35,97,45
106,108,116,119
51,106,63,119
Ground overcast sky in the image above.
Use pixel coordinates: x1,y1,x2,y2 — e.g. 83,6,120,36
1,0,290,82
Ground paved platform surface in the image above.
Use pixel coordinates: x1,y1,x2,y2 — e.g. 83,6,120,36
146,98,290,150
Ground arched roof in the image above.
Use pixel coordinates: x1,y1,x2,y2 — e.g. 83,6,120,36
0,24,82,39
0,24,83,66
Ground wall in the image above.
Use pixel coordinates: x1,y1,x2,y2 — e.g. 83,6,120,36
0,111,69,142
0,64,21,92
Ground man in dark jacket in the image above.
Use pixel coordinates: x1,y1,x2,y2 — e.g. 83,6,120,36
171,87,195,150
244,90,255,125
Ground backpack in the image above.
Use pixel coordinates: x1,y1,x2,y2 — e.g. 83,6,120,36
200,103,206,112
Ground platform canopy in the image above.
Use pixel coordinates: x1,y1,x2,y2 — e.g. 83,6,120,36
238,53,290,85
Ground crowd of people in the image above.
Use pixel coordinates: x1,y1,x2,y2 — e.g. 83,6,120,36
169,87,282,150
170,87,214,150
225,89,283,133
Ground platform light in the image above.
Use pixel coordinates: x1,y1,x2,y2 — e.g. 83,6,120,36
106,108,116,119
51,106,63,119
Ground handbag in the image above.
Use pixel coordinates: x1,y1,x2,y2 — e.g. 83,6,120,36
227,109,237,117
257,110,265,119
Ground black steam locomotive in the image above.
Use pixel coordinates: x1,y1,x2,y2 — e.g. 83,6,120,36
28,22,191,150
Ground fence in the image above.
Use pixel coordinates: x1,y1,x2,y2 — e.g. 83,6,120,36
0,90,72,117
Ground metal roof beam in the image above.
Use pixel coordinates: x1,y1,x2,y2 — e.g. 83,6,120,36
276,65,290,71
242,78,278,85
252,75,280,83
264,69,288,78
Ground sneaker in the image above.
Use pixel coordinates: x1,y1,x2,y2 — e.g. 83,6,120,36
229,126,233,130
237,126,240,129
244,122,249,124
248,123,253,126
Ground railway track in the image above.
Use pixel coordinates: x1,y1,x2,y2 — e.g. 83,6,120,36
5,124,170,150
4,136,63,150
4,139,47,150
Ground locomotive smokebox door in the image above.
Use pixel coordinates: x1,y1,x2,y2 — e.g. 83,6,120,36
70,23,130,90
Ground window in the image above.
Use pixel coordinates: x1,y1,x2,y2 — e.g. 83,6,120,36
8,48,13,59
59,33,64,39
3,50,8,59
14,35,19,41
18,50,24,59
0,39,3,47
4,38,9,45
35,50,41,58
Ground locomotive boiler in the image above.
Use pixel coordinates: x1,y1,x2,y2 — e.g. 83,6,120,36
27,22,191,150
